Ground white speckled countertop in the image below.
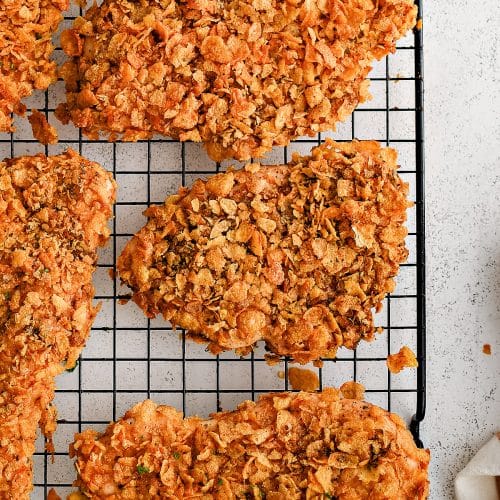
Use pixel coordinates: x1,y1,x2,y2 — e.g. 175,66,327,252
424,1,500,498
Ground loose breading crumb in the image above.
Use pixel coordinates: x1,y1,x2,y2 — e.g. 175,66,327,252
118,140,411,363
340,380,365,400
0,150,115,498
47,488,61,500
70,390,430,499
482,344,492,355
387,346,418,374
288,366,320,392
28,110,58,145
0,0,69,132
56,0,417,161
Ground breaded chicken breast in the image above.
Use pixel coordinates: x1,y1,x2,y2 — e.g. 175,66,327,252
56,0,417,160
0,0,68,132
0,150,116,498
118,140,410,363
70,385,430,499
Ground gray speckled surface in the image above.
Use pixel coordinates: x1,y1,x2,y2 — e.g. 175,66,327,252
424,1,500,498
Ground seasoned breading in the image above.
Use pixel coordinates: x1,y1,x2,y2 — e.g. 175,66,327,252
0,150,116,499
56,0,417,161
118,140,411,363
70,387,430,499
0,0,68,132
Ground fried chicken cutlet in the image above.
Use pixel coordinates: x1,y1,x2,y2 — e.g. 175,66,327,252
70,386,430,499
0,0,68,132
118,140,411,363
0,150,116,498
56,0,417,161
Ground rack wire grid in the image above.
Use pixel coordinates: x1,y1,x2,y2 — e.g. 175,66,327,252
0,1,425,497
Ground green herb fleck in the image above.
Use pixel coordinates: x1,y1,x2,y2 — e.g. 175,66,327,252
66,359,78,373
217,478,223,486
137,464,150,475
173,451,180,460
43,268,50,273
3,292,10,300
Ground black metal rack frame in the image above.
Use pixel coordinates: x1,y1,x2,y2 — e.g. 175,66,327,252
0,1,425,497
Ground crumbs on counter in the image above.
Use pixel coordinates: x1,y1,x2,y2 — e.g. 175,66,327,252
340,381,365,400
482,344,492,355
287,367,319,392
387,346,418,374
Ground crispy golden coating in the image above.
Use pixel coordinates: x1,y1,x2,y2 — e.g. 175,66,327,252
70,387,430,499
0,0,68,132
56,0,417,161
118,140,411,363
386,345,418,374
0,150,116,498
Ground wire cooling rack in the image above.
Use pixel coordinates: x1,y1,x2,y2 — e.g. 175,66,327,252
0,2,425,497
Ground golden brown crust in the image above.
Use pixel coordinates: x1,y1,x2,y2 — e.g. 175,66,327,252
0,150,116,498
57,0,417,160
386,345,418,374
70,388,430,499
0,0,68,132
118,140,411,363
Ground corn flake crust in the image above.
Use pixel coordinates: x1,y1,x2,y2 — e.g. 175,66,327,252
56,0,417,161
0,150,116,498
70,387,430,499
0,0,68,132
118,140,411,363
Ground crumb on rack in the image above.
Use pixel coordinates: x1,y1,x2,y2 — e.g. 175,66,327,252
28,110,58,145
313,359,324,368
340,381,365,400
416,18,423,30
387,346,418,374
264,354,281,367
47,488,61,500
287,367,319,392
482,344,492,355
67,491,87,500
277,370,285,380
